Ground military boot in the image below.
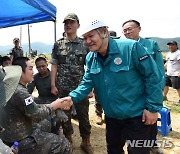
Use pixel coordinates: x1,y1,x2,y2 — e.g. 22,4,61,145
80,136,93,154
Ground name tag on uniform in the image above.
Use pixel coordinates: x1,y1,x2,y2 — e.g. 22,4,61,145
139,55,149,61
25,96,33,106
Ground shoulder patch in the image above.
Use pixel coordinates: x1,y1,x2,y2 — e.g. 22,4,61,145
24,96,33,106
139,54,149,61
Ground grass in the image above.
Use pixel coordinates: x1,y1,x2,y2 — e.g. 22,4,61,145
163,101,180,113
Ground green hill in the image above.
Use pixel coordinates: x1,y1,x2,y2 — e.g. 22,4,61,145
0,37,180,55
147,37,180,52
0,42,53,55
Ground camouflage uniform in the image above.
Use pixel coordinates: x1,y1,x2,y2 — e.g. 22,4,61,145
10,47,23,61
27,69,61,134
0,83,71,154
51,37,91,138
27,69,57,104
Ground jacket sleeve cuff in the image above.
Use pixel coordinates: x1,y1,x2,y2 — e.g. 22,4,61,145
145,106,162,113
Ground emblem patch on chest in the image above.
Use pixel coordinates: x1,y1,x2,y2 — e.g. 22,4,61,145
114,57,122,65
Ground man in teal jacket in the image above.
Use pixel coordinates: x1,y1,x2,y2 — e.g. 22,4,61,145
61,20,163,154
122,19,165,154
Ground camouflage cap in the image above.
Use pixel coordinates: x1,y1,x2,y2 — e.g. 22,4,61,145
63,13,79,23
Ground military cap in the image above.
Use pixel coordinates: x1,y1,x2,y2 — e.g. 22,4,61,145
63,13,79,23
109,30,120,39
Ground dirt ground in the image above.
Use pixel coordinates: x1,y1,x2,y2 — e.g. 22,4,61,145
71,88,180,154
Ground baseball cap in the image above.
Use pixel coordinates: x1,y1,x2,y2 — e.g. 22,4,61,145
167,41,177,45
63,13,79,23
0,66,22,106
81,19,108,36
13,38,19,42
109,30,120,39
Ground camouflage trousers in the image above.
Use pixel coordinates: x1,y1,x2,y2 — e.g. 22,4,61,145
18,128,72,154
94,91,103,116
58,89,91,137
33,97,58,134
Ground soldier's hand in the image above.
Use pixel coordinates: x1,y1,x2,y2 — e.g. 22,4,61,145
61,96,74,109
142,109,158,125
51,97,72,110
51,86,58,95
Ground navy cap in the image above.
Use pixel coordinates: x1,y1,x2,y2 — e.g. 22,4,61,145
167,41,177,45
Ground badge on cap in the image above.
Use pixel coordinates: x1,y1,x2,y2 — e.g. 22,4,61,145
114,57,122,65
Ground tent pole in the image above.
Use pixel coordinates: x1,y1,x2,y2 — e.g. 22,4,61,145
54,20,57,42
28,24,31,57
20,26,22,46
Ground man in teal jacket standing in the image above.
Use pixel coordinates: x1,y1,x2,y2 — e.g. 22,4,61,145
61,20,163,154
122,19,165,154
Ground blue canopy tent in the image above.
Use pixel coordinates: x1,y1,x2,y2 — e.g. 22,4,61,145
0,0,57,41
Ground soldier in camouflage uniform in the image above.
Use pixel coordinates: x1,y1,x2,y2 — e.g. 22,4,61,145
27,57,57,104
0,58,72,154
27,57,68,134
9,38,24,62
51,13,93,154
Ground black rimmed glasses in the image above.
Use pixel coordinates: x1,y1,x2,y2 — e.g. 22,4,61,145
122,26,139,34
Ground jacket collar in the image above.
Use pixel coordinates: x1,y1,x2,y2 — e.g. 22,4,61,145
94,37,120,58
108,37,120,55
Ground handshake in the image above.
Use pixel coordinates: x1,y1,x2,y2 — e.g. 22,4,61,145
50,96,76,123
50,96,73,111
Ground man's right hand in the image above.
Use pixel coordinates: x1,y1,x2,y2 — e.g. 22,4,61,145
51,86,58,95
51,98,73,110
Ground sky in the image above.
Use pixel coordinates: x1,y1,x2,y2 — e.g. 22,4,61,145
0,0,180,46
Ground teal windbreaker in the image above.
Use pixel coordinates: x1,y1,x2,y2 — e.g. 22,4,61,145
70,38,163,120
139,37,165,88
